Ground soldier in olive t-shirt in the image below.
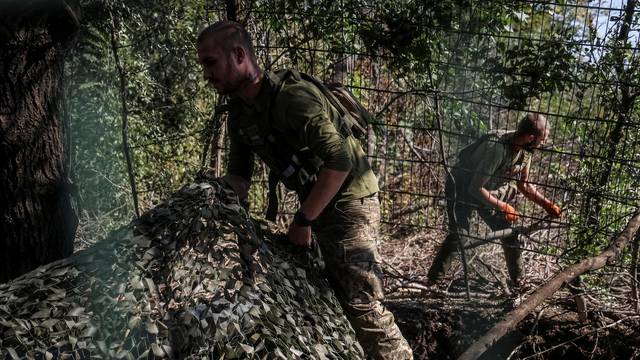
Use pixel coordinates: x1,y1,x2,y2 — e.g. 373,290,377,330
427,114,562,293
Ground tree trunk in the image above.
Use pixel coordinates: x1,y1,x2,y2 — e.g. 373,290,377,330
109,12,140,218
0,0,79,282
207,99,227,177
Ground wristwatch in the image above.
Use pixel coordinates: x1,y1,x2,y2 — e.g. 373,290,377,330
293,210,313,227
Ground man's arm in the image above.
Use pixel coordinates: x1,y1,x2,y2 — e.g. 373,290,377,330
470,175,506,209
287,168,350,247
299,168,350,219
469,174,519,222
516,167,561,218
466,142,519,222
276,83,354,246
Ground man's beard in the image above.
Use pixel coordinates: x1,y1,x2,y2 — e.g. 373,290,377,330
215,80,241,95
523,142,536,153
216,74,254,96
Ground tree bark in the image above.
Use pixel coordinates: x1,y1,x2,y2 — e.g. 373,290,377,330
457,210,640,360
0,0,79,283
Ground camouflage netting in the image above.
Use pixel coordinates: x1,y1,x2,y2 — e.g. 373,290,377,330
0,178,363,359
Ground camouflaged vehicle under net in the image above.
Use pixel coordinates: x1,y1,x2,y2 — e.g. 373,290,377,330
0,177,363,359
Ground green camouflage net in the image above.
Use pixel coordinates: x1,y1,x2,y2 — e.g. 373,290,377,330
0,178,363,359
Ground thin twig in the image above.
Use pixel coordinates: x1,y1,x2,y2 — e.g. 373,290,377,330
109,11,140,218
519,315,640,360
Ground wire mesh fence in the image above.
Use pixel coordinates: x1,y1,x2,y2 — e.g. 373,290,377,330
201,1,639,228
195,0,640,299
18,2,634,358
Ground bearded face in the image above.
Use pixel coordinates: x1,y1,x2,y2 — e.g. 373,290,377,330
524,128,550,152
197,37,249,96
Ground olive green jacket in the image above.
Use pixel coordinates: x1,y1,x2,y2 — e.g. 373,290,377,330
226,70,379,201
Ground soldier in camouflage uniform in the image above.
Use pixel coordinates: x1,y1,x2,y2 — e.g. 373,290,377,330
427,114,562,292
196,21,413,360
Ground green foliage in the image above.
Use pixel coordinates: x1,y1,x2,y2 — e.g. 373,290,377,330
560,2,640,258
65,0,639,272
487,35,579,108
66,0,212,239
66,23,131,227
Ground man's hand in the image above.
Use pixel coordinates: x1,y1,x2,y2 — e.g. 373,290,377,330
541,200,562,218
287,222,312,247
499,203,519,223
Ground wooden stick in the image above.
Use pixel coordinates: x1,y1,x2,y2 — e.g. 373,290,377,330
460,222,565,250
457,210,640,360
568,277,588,323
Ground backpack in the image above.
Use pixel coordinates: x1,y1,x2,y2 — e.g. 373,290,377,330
274,70,373,141
457,133,494,164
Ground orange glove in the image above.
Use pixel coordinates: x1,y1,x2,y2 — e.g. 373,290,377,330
541,200,562,218
499,203,519,223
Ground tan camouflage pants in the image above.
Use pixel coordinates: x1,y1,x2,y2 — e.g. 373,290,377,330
313,195,413,360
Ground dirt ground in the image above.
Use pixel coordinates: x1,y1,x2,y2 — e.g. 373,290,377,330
73,211,640,359
380,226,640,360
386,295,640,360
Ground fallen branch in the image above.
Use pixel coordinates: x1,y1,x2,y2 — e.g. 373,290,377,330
457,210,640,360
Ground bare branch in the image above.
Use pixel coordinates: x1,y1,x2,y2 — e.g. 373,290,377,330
457,210,640,360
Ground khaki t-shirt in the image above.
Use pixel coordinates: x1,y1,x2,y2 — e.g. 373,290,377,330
454,131,531,202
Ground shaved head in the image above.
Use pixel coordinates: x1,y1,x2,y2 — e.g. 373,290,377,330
196,20,256,60
196,20,262,97
517,113,549,137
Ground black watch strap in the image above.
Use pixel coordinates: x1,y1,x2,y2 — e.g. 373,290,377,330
294,210,313,227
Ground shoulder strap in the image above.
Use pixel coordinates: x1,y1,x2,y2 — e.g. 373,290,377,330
511,148,532,169
272,69,369,139
297,72,367,138
458,133,494,162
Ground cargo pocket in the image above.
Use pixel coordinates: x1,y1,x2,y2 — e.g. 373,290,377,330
338,241,385,303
